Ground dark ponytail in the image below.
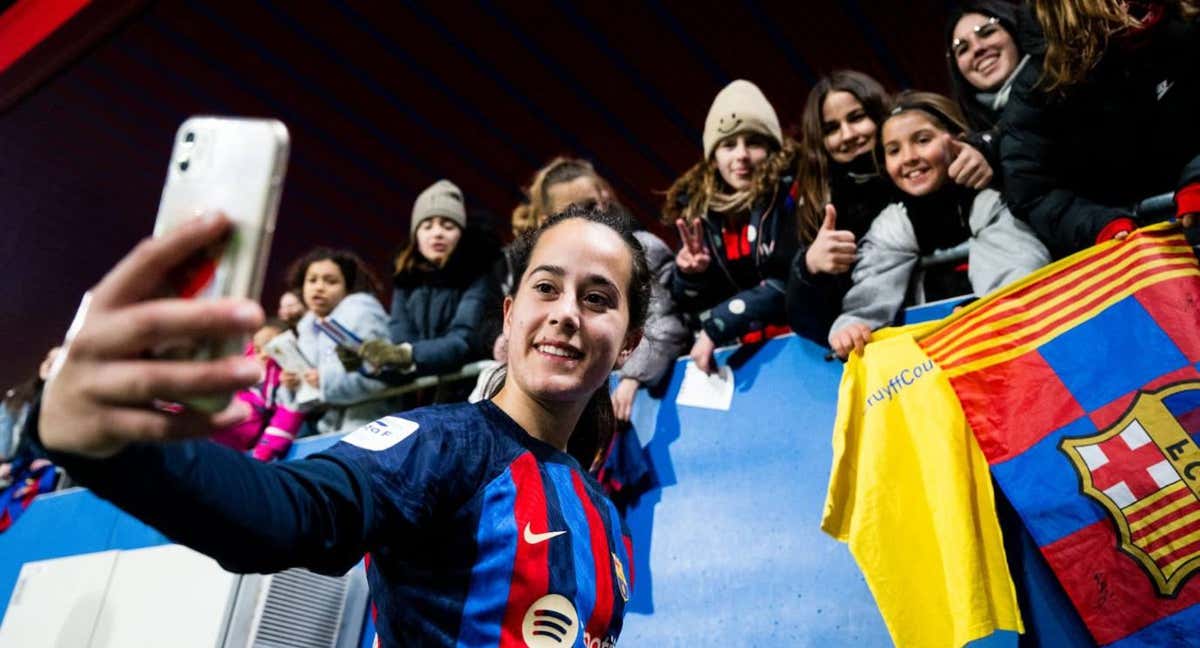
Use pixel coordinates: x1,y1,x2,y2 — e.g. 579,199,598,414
484,203,652,470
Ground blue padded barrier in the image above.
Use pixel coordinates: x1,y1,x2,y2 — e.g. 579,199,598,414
614,299,1018,646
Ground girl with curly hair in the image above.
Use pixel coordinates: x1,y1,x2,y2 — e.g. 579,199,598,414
663,79,801,373
279,247,393,434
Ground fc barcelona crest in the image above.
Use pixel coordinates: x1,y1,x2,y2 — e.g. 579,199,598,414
1061,381,1200,597
612,552,630,603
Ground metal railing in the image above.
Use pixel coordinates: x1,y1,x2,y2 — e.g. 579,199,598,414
1134,192,1176,222
344,359,496,407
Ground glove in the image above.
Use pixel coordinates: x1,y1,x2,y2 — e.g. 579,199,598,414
359,339,414,370
1096,217,1136,244
334,345,363,372
1176,182,1200,227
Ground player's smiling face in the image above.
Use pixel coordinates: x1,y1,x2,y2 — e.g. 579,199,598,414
503,218,637,403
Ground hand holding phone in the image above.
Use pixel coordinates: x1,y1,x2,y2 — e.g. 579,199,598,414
152,116,289,410
39,215,265,458
40,115,290,456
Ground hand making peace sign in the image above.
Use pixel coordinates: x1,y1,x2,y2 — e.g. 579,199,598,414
675,217,711,274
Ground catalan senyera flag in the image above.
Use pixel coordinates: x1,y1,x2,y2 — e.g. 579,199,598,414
917,223,1200,646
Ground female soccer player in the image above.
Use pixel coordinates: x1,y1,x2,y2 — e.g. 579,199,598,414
35,204,649,647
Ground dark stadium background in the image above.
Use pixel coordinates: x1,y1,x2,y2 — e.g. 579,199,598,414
1,0,955,389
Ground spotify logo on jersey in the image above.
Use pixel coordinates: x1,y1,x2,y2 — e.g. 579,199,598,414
522,594,579,647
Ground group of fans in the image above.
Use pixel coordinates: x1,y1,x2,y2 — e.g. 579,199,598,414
180,0,1198,462
4,0,1200,645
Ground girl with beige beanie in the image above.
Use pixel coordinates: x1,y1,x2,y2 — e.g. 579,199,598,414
663,79,801,374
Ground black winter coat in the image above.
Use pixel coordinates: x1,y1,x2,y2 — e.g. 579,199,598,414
670,175,800,346
786,160,896,345
387,228,501,380
1000,6,1200,257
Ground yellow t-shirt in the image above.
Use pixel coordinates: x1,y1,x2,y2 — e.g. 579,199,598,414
821,325,1023,647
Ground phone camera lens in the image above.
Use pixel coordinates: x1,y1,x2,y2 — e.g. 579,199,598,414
183,132,195,144
179,159,190,172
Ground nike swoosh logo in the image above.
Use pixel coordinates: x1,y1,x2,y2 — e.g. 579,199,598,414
523,522,567,545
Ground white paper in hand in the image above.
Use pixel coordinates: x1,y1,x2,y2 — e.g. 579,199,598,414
675,363,734,411
263,331,312,373
263,331,322,409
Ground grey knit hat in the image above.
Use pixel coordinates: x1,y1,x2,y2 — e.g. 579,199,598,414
410,179,466,235
702,79,782,159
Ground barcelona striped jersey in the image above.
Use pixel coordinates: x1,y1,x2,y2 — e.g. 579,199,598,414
318,400,632,647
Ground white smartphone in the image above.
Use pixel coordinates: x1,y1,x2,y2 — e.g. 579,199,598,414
152,116,290,409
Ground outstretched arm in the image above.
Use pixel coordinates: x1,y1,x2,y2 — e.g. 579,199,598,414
39,428,374,576
37,214,374,575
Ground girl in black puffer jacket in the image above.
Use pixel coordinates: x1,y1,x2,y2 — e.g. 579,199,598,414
359,179,501,381
1000,0,1200,257
944,1,1031,171
945,1,1029,133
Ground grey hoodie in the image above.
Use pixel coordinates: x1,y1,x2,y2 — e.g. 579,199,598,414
832,188,1050,334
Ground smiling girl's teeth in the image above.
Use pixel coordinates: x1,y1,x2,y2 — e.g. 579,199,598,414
538,344,581,358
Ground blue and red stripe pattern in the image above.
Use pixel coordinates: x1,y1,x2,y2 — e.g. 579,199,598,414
321,399,630,647
919,225,1200,646
455,458,519,647
498,453,554,646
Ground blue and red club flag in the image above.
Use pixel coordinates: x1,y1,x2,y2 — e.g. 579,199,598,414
917,223,1200,646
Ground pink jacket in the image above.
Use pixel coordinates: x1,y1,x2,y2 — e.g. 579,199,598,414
211,346,305,461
